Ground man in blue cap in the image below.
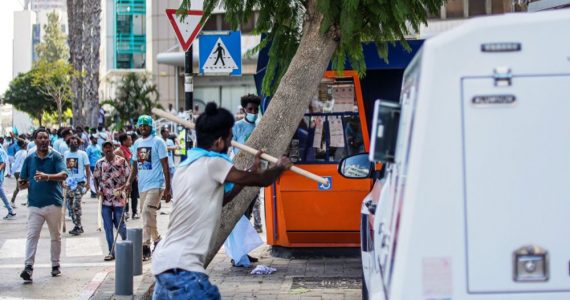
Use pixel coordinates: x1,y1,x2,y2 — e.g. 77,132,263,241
127,115,171,260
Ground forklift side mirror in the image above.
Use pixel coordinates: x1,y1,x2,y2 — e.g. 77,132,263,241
338,153,374,179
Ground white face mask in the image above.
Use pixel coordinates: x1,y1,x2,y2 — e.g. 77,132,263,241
245,113,258,123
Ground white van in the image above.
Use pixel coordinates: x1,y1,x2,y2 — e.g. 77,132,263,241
338,9,570,300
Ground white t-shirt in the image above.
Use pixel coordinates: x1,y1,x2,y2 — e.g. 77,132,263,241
151,156,233,275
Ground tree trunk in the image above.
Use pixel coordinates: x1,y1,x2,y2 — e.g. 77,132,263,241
84,0,101,128
57,99,63,126
204,0,338,267
38,113,43,127
68,0,84,127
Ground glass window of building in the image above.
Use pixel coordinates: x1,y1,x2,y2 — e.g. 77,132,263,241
446,0,465,18
469,0,487,16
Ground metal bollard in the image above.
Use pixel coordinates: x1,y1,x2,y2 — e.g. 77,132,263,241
115,240,133,297
127,228,143,276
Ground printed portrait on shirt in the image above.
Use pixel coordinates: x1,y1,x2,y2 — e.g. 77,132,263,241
66,158,79,174
137,147,152,170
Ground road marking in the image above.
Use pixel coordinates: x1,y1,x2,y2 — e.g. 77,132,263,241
66,237,103,257
1,262,115,269
0,238,26,258
78,270,110,300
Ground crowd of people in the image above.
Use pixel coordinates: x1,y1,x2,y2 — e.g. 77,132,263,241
0,94,289,299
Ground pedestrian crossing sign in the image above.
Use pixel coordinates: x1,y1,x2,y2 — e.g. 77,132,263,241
199,31,242,76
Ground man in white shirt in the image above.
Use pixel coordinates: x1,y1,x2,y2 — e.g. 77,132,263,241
151,102,291,299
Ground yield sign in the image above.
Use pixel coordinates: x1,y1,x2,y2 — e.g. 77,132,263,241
165,9,204,52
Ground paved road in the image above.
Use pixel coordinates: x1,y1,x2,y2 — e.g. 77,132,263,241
0,176,155,300
1,176,363,299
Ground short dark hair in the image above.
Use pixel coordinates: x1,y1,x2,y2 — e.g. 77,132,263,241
33,128,49,140
66,134,82,145
160,126,169,134
17,139,26,148
61,127,73,138
196,102,235,148
118,133,130,145
240,94,261,109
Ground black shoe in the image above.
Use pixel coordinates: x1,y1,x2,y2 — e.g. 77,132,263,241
142,245,151,261
132,213,140,219
51,266,61,277
69,227,82,236
247,255,259,263
20,265,33,283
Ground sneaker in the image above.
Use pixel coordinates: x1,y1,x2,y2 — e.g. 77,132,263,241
69,227,82,236
65,216,72,221
78,227,84,234
142,245,151,261
132,213,140,219
104,255,115,261
20,265,33,283
3,213,16,220
51,266,61,277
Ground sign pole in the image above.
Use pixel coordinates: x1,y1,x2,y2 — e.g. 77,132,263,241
184,46,193,113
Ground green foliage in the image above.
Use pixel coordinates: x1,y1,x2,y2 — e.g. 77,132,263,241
36,11,69,63
42,108,73,125
102,72,162,130
178,0,442,95
32,59,74,125
3,71,54,124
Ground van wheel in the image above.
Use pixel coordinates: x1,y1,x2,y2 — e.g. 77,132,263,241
362,271,369,300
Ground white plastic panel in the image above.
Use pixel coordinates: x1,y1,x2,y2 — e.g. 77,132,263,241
462,75,570,293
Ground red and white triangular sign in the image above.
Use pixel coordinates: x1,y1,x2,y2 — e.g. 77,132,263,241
166,9,204,52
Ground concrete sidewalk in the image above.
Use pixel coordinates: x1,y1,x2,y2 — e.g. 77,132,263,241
91,245,362,300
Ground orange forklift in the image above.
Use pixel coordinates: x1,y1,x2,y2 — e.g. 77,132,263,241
255,40,424,247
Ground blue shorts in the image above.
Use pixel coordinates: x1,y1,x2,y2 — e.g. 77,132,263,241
153,269,220,300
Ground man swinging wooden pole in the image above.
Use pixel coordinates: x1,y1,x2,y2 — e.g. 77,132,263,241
151,103,293,298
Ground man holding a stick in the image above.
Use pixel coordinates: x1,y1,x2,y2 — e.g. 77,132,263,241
93,141,130,261
18,128,68,283
152,103,292,299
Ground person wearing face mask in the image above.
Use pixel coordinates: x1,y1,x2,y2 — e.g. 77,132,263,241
63,135,91,236
230,94,264,234
151,102,291,299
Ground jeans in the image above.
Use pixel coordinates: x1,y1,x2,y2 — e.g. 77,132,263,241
153,270,220,300
0,181,14,215
102,205,126,256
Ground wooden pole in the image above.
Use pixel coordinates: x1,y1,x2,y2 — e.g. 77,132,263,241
151,108,329,185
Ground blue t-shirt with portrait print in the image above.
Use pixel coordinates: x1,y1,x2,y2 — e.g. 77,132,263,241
133,136,168,193
63,150,90,182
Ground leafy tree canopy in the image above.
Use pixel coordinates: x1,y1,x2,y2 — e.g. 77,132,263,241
102,72,162,129
3,71,57,124
36,10,69,63
179,0,443,95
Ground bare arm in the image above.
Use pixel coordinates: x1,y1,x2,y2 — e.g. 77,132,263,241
160,157,172,202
